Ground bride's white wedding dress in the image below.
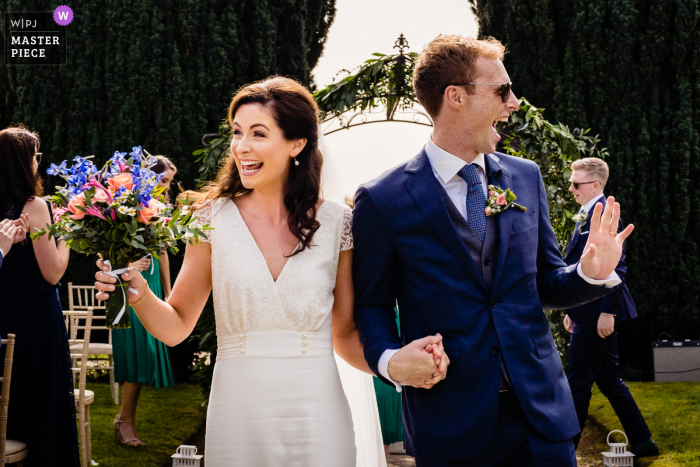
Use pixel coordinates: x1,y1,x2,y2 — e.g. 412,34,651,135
198,197,384,467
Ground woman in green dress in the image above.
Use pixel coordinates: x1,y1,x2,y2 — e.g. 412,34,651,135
112,156,178,446
373,307,403,456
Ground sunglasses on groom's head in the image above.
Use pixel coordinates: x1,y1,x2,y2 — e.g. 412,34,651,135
443,82,513,103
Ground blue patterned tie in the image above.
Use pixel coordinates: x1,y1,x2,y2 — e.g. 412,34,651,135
458,164,487,244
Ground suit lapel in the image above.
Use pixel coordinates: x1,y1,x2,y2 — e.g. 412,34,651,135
486,154,514,291
403,151,488,292
565,228,580,258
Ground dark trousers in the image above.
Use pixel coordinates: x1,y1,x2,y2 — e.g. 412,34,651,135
567,324,651,448
415,391,575,467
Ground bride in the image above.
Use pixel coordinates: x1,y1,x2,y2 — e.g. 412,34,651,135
94,76,443,466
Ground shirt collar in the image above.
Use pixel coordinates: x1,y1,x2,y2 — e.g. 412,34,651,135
582,194,605,215
425,137,486,185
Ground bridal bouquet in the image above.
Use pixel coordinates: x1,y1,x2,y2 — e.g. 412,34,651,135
32,147,210,329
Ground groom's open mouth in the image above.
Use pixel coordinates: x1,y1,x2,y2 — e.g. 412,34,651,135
241,159,263,175
492,116,508,134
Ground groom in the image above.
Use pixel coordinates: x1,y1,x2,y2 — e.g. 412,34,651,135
353,35,633,466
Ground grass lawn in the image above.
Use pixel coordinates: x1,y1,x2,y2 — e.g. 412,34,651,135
85,382,206,467
586,382,700,467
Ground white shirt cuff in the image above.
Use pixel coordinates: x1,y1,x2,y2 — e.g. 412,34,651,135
0,248,4,257
378,348,403,392
576,262,621,288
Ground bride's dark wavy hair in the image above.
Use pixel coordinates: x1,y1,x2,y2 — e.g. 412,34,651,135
190,76,323,255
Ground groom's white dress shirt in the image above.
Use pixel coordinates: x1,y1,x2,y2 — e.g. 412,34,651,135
377,137,621,391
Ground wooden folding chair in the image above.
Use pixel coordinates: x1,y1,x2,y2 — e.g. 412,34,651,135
68,283,119,405
0,334,28,466
66,309,94,467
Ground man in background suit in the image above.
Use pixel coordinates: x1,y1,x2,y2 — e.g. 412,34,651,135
564,158,658,457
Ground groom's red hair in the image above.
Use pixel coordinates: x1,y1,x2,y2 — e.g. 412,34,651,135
414,35,505,118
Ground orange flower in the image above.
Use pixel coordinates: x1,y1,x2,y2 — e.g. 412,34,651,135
107,173,134,192
67,193,86,220
136,199,163,224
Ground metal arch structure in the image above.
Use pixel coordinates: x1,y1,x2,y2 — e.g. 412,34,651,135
321,106,432,136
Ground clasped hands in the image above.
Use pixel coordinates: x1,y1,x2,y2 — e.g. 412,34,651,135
387,334,450,389
0,214,30,254
579,196,634,280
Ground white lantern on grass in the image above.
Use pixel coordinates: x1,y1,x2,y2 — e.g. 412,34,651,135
602,430,635,467
172,445,203,467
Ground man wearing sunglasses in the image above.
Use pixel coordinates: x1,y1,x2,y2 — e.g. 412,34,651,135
353,34,635,467
563,158,657,458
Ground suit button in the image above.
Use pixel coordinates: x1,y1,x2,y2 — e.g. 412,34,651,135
491,346,500,355
490,299,498,308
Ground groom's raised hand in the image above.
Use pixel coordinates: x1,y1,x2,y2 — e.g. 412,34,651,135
388,334,450,389
580,196,634,280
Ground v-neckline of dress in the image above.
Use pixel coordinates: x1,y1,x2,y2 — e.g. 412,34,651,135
230,200,326,285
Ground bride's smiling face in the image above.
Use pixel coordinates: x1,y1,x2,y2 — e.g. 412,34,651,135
231,102,306,192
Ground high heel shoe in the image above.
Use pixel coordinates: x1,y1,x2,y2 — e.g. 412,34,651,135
113,415,146,446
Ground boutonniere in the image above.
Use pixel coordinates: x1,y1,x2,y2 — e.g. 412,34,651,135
484,185,527,217
572,211,588,232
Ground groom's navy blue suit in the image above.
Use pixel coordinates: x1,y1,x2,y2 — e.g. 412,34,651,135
353,149,613,462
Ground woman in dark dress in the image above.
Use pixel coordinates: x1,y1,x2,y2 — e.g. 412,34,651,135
0,126,79,467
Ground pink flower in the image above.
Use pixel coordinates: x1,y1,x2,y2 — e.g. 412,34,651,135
484,207,492,216
52,206,68,223
93,188,110,204
489,190,496,198
84,206,107,220
497,194,506,205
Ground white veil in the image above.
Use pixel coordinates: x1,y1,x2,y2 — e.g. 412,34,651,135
318,131,387,467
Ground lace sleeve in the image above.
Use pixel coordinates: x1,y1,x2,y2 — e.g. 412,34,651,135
341,206,353,251
193,201,214,243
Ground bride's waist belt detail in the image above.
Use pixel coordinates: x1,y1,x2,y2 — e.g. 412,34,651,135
217,330,333,359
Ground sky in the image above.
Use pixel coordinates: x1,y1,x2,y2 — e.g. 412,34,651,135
313,0,479,199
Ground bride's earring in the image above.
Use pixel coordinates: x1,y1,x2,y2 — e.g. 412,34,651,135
293,156,299,166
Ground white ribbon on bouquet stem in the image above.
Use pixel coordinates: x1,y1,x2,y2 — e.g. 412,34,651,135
103,260,139,326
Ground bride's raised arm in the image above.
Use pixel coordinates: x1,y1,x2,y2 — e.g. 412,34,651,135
94,240,212,346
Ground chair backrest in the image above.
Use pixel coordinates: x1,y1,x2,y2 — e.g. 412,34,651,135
68,283,110,344
64,309,93,406
0,334,16,464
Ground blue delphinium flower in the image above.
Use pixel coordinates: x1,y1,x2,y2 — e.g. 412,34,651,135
47,161,68,176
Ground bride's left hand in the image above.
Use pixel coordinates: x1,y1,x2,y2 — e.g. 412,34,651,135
423,336,450,387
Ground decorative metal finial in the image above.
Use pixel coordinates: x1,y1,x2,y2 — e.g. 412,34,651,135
394,33,409,55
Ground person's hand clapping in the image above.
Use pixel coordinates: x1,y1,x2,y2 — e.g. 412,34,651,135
94,258,148,303
12,213,28,243
0,220,18,257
